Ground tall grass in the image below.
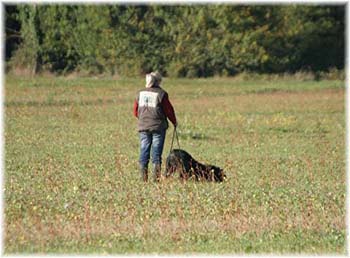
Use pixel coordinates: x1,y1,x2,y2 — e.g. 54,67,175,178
4,75,346,254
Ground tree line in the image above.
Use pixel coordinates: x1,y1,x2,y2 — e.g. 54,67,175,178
5,4,345,77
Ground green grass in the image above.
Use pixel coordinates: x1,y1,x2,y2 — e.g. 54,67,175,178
4,75,346,254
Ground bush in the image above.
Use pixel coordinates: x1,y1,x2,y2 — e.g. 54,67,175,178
318,68,345,81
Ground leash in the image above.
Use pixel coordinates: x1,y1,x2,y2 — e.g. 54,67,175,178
169,127,180,152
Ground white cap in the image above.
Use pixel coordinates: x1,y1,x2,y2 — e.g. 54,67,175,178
145,74,156,88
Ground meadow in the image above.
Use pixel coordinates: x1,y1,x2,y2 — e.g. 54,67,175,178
4,75,346,254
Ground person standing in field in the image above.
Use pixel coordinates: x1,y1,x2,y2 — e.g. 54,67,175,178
133,71,177,182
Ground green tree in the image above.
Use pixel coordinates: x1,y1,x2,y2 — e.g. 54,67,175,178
5,4,345,77
10,5,40,75
37,5,78,73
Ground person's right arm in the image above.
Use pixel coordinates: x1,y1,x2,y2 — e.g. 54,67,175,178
161,94,177,127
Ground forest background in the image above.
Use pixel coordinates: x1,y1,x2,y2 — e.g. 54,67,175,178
4,4,345,78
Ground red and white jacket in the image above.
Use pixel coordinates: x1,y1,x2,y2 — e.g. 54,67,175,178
134,86,176,132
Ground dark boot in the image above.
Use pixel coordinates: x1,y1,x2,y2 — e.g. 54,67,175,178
152,163,161,182
140,166,148,182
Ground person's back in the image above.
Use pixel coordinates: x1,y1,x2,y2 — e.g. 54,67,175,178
133,72,177,182
137,86,169,132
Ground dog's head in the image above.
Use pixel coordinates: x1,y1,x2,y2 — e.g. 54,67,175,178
210,166,226,182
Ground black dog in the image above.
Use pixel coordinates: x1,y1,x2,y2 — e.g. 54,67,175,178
165,149,226,182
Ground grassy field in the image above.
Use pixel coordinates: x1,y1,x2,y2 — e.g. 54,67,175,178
4,75,346,254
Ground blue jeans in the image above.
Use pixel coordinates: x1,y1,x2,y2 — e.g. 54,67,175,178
139,130,166,168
